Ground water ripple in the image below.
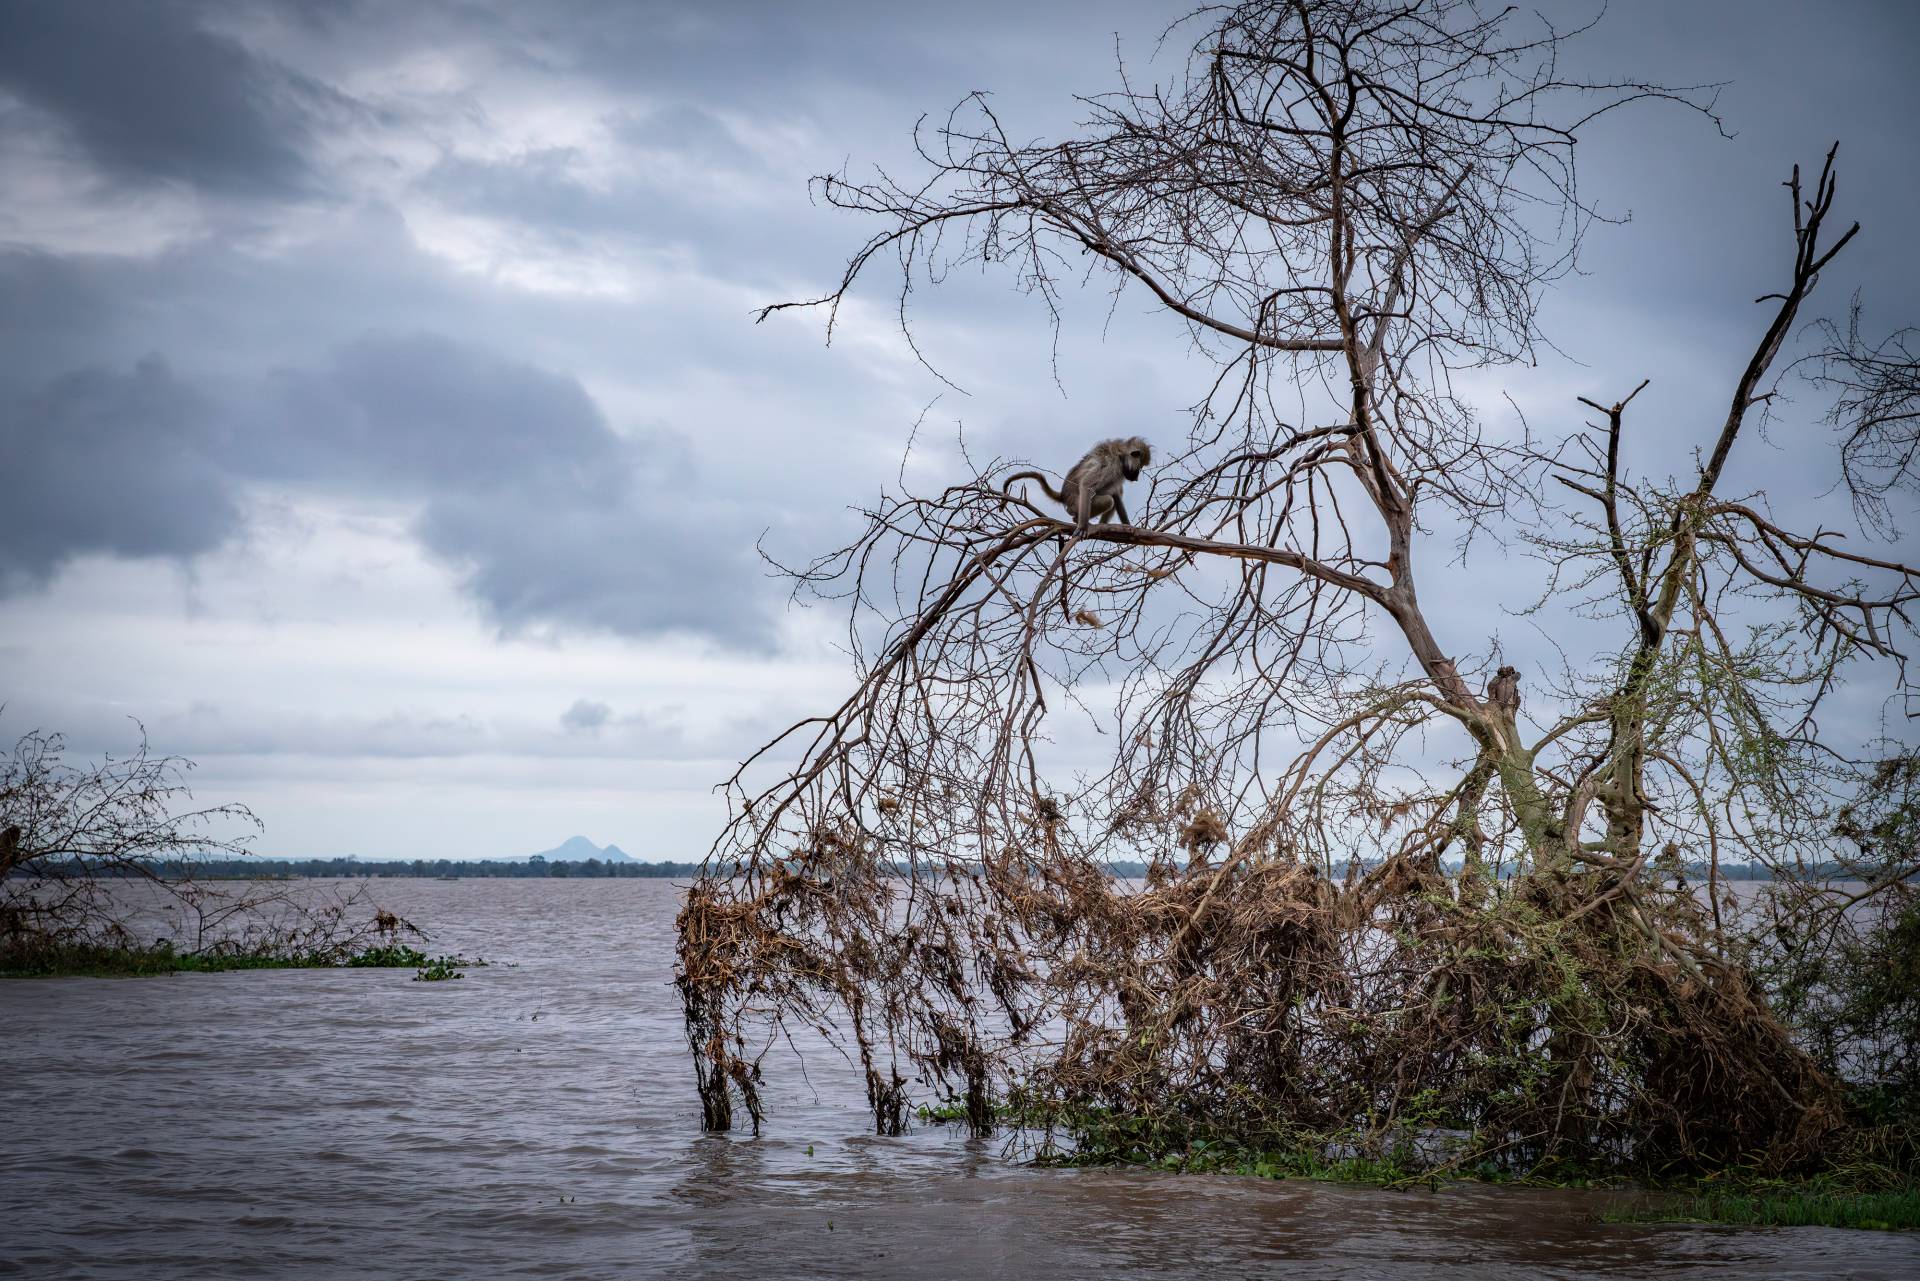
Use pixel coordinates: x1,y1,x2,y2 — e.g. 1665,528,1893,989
4,879,1914,1280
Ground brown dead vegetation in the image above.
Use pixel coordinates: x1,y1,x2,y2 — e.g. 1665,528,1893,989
678,0,1919,1177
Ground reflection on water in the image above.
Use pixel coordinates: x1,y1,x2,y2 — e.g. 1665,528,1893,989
2,879,1913,1279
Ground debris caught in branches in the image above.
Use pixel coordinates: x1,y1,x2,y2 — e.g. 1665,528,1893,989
678,0,1919,1177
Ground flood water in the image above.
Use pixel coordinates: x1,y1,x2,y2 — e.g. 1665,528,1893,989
3,878,1913,1280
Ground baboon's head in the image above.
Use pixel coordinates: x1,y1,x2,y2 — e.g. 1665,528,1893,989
1117,437,1152,480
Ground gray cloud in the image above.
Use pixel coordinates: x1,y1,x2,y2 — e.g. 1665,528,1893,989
410,121,830,288
0,250,117,346
416,489,767,643
263,333,770,644
609,104,756,168
1,698,696,763
0,7,1912,647
257,333,629,497
0,0,346,197
418,149,627,237
0,355,241,591
2,327,774,644
560,698,611,734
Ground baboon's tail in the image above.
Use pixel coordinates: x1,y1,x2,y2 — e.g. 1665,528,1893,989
1003,470,1065,505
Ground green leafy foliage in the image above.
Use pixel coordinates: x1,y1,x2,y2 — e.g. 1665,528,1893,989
1,938,484,978
412,955,469,982
1607,1178,1920,1231
346,944,432,968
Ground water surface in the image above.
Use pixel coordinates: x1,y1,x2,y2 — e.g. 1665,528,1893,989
3,879,1912,1279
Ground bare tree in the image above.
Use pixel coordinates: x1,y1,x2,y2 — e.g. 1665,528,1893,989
678,0,1919,1174
2,723,412,968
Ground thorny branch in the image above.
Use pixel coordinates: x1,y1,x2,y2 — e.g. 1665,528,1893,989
680,1,1918,1174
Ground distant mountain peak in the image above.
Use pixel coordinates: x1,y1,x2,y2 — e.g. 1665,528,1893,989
527,835,635,862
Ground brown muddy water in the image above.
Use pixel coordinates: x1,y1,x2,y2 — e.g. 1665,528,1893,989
2,878,1913,1280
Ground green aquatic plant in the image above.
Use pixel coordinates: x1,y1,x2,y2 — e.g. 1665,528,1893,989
412,955,469,982
347,943,432,968
1605,1179,1920,1231
0,937,480,979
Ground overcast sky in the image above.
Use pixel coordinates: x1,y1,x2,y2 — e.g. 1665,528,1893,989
2,0,1916,860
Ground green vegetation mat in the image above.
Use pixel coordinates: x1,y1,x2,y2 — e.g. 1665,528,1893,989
0,940,484,979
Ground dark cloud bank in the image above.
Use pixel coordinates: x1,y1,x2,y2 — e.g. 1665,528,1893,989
3,0,1917,656
0,0,794,647
0,356,238,592
0,0,335,197
0,330,766,641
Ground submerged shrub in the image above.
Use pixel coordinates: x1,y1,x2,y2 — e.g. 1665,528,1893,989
675,0,1920,1185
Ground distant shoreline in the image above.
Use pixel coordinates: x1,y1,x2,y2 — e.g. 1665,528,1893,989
9,856,1839,883
158,857,705,879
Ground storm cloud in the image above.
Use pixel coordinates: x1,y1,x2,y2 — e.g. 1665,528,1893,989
0,0,1914,858
265,333,769,641
0,0,341,197
0,355,240,590
1,326,769,642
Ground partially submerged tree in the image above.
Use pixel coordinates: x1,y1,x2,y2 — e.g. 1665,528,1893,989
2,723,410,970
678,0,1919,1174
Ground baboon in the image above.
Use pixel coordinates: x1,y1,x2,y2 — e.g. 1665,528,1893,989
1006,436,1152,530
1487,665,1521,717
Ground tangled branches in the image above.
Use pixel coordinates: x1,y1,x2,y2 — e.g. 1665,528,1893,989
2,722,415,971
678,1,1919,1177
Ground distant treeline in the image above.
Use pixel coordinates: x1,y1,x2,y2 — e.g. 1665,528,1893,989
196,856,707,879
7,855,1816,882
6,856,704,880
